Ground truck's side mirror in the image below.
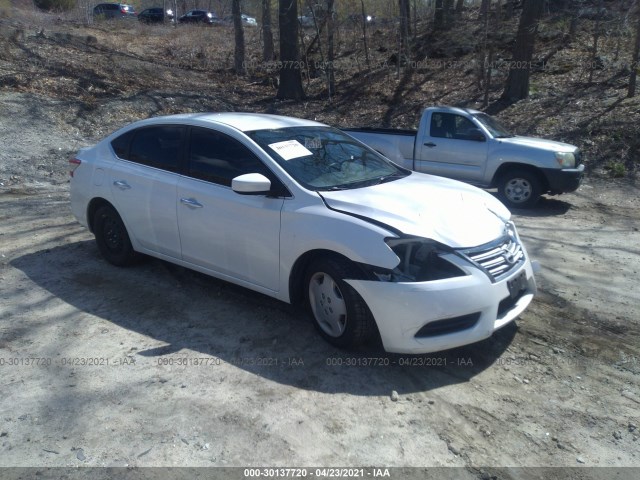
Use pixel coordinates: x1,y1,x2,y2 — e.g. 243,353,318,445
468,128,486,142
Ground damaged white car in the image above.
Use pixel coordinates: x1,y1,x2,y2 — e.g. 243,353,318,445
70,113,537,354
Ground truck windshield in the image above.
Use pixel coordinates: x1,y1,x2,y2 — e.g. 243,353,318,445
473,113,513,138
246,126,409,191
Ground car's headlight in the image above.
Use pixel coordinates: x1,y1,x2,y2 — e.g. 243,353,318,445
207,13,213,18
382,237,466,282
555,151,575,168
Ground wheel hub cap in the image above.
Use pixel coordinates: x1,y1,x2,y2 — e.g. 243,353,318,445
309,272,347,337
506,178,532,203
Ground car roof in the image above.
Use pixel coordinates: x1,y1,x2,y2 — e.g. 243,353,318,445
130,113,326,132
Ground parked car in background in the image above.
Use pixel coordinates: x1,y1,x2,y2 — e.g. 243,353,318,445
93,3,137,20
69,113,536,354
219,14,258,27
347,13,377,26
138,7,174,24
178,10,216,25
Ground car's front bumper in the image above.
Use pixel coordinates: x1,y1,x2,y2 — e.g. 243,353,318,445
346,255,536,354
542,164,585,194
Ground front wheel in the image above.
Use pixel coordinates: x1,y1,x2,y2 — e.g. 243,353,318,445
304,258,376,349
498,170,542,209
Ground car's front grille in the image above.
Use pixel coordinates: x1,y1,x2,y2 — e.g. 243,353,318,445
458,229,525,282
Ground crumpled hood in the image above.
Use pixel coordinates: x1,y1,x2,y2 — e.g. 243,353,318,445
497,135,577,153
320,173,511,248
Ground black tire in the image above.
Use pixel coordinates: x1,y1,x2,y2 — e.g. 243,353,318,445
93,205,139,267
304,257,376,349
498,169,542,209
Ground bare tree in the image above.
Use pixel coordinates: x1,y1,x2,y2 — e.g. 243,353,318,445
262,0,274,61
502,0,544,102
588,0,605,83
232,0,246,75
276,0,304,100
630,3,640,97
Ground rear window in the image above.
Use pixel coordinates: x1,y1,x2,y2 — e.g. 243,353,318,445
111,125,185,173
110,130,135,158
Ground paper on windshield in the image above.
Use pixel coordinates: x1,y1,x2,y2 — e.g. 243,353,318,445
268,140,313,161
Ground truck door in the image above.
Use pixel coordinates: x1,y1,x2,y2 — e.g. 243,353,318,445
416,112,488,184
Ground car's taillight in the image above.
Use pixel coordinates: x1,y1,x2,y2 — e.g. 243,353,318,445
69,158,81,177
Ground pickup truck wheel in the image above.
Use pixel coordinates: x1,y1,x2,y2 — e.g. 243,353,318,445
93,205,139,267
498,170,541,209
305,258,374,349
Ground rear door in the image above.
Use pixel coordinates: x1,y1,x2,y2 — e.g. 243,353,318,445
177,127,284,291
416,112,488,183
109,125,185,258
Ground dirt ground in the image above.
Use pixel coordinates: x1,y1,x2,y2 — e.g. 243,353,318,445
0,9,639,476
0,87,639,477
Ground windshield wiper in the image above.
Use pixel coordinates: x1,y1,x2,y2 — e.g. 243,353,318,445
494,134,515,139
366,171,408,186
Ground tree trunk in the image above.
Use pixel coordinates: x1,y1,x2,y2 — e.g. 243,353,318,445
399,0,410,62
455,0,464,15
629,4,640,97
277,0,304,100
262,0,274,61
327,0,336,96
402,0,411,36
360,0,370,70
502,0,544,102
232,0,246,75
478,0,490,20
444,0,454,27
434,0,444,29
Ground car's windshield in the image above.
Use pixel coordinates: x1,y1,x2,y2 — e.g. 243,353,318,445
473,113,513,138
246,126,409,191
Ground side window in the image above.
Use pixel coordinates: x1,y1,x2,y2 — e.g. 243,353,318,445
452,115,480,140
188,128,272,187
126,125,185,172
430,113,480,140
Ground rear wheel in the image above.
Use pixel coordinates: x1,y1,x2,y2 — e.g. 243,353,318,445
304,257,375,349
498,170,542,209
93,205,138,266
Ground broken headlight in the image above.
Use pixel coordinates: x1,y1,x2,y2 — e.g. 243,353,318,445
380,237,466,282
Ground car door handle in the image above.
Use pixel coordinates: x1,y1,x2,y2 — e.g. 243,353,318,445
180,198,203,209
113,180,131,190
423,142,437,148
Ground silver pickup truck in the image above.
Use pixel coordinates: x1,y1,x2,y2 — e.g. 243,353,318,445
345,106,585,208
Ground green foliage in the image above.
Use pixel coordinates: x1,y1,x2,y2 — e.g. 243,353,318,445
0,0,10,18
606,161,626,178
33,0,75,12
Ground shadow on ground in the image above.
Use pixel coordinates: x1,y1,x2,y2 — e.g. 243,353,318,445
11,240,517,396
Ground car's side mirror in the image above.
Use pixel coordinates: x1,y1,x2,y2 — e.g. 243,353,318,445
232,173,272,195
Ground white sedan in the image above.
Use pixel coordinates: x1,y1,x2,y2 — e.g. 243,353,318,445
69,113,536,354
